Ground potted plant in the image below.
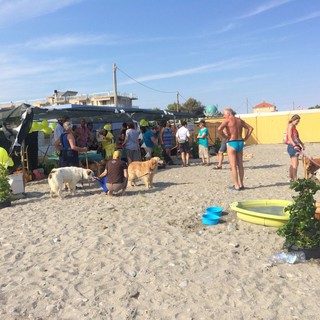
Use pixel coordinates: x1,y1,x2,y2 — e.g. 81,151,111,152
277,178,320,259
0,163,12,208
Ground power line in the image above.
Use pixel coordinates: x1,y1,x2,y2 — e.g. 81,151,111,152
116,66,177,94
178,92,188,102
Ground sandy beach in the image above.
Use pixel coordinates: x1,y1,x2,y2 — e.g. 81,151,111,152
1,143,320,320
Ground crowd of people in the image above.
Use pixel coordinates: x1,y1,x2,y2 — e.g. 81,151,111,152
49,109,306,197
51,117,179,196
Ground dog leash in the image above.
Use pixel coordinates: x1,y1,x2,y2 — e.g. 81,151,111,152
135,166,158,179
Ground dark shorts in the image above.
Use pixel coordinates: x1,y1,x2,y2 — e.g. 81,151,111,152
287,144,299,158
219,139,227,153
179,142,190,153
125,149,141,162
60,150,79,167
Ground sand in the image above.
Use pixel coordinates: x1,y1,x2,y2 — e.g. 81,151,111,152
1,143,320,320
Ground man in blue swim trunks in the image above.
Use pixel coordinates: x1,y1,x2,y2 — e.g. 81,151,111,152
218,108,253,191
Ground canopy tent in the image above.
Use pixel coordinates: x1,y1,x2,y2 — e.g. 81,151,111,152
0,103,198,145
0,103,199,171
30,104,198,124
0,103,198,146
1,103,198,129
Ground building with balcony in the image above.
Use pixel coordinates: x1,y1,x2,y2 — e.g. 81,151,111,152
0,90,139,109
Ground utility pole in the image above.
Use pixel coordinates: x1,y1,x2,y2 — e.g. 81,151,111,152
176,91,179,112
113,63,118,107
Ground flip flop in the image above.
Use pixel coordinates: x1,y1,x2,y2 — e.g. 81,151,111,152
213,166,222,170
239,186,245,190
229,185,240,191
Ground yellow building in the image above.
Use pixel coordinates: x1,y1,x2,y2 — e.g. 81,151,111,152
203,109,320,145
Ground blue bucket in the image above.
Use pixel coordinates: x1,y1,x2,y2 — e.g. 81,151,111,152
202,214,220,225
206,206,223,217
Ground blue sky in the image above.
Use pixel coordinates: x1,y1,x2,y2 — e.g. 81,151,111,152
0,0,319,113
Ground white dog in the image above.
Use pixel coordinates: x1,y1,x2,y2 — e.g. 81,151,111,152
48,167,94,198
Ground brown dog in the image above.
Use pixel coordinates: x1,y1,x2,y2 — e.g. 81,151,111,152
85,159,107,176
303,156,320,178
128,157,163,188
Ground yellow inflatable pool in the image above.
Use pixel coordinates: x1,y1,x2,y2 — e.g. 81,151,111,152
230,199,292,227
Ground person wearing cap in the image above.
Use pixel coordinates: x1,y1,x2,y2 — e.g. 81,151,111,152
197,119,210,165
100,124,115,160
98,150,128,196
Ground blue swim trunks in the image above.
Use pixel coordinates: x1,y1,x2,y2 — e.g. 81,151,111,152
227,140,244,152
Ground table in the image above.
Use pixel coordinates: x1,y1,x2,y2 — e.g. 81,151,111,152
48,151,103,162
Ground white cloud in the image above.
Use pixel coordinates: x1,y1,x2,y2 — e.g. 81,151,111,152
4,33,174,51
120,56,274,85
239,0,293,19
215,23,237,34
268,11,320,29
23,34,116,49
0,0,84,27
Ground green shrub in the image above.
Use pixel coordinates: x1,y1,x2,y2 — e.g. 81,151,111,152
277,179,320,249
0,164,12,202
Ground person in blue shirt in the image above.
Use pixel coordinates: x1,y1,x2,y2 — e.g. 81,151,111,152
142,126,158,160
197,119,210,165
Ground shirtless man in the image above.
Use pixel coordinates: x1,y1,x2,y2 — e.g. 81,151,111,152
218,108,253,191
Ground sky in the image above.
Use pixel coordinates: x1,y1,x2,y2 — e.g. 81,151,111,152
0,0,319,114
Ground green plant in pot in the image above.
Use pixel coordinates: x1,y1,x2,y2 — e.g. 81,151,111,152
277,178,320,259
0,163,12,208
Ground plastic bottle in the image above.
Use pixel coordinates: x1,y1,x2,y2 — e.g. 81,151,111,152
269,251,306,265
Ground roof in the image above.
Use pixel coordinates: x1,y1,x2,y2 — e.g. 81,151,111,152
254,101,275,109
1,103,199,128
31,104,198,123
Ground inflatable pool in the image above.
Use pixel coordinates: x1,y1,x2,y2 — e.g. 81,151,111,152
230,199,292,227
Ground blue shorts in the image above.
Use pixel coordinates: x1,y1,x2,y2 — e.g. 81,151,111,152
227,140,244,152
287,144,299,158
